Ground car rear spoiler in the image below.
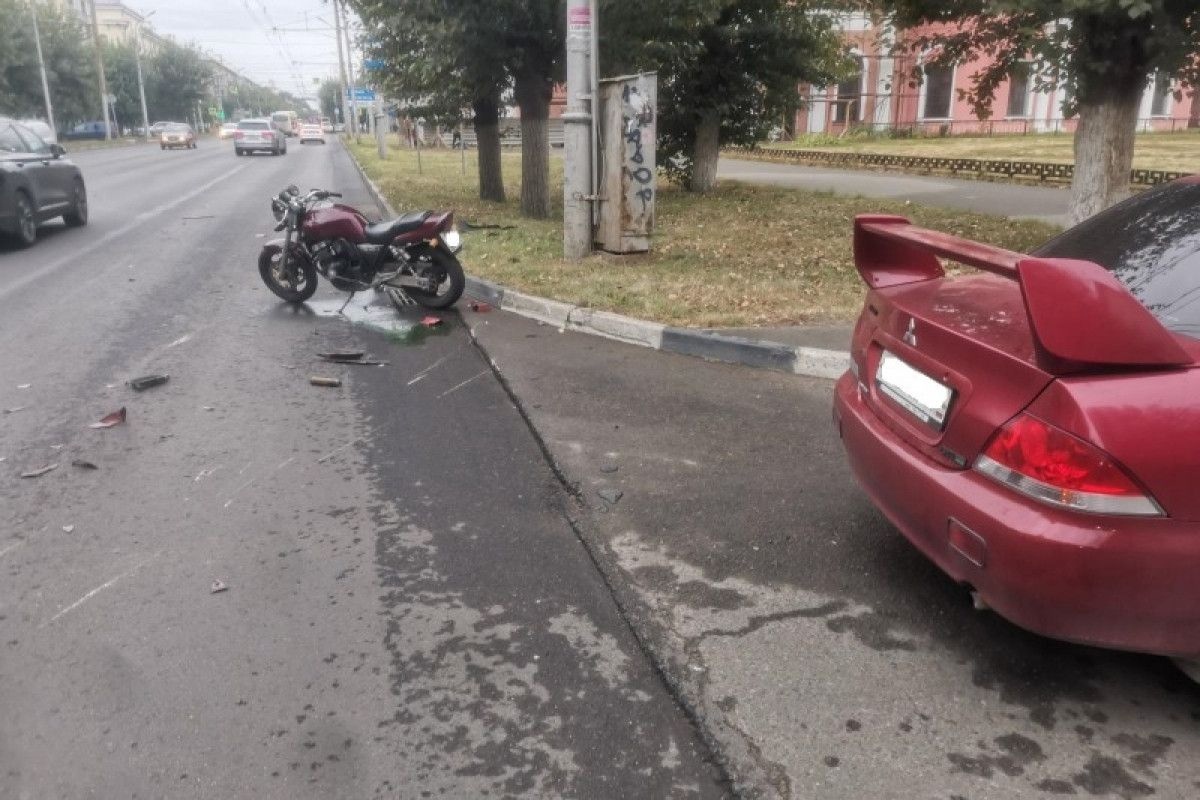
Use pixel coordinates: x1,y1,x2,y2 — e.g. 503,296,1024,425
853,215,1192,371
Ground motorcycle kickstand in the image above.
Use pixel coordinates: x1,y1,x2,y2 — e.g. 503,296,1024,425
337,291,357,315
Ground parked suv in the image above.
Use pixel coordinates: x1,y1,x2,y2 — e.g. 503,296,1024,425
0,117,87,247
233,118,286,156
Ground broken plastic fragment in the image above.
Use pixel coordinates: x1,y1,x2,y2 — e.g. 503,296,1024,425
20,463,58,479
17,384,30,389
70,459,99,470
62,525,74,533
210,579,228,594
4,407,26,414
309,376,341,387
420,316,443,328
129,374,169,391
597,488,624,505
317,351,365,362
469,301,492,313
89,407,127,428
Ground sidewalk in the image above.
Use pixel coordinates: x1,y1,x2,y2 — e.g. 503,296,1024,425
718,156,1070,224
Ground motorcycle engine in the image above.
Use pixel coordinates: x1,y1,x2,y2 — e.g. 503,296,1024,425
311,239,364,291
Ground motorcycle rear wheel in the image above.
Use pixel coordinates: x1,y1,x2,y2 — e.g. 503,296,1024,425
405,247,465,309
259,244,318,302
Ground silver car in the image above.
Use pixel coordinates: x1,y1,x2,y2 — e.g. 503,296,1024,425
233,118,286,157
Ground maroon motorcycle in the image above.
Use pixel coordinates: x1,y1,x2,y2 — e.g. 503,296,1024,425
257,185,464,308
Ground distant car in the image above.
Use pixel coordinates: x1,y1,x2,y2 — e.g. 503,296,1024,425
320,116,332,132
161,123,196,150
298,123,325,145
63,121,110,140
332,122,345,133
18,119,56,144
0,117,87,247
218,122,238,139
835,177,1200,682
233,118,286,156
148,121,173,138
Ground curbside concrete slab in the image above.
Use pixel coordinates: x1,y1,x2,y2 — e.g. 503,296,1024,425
343,140,851,381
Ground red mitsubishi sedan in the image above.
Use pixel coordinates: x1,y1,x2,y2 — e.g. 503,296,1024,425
833,178,1200,679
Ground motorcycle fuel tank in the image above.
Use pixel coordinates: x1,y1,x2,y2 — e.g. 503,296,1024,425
303,204,368,242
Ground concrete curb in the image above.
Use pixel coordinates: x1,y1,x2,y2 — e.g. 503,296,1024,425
342,139,850,381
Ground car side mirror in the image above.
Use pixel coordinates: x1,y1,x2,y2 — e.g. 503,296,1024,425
50,143,66,157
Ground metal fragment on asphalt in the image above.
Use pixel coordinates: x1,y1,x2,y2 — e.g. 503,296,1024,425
210,579,228,594
17,384,30,389
317,351,365,362
71,459,99,470
129,374,170,391
89,407,127,428
309,376,342,387
62,525,74,533
21,463,58,478
598,488,624,505
4,407,26,414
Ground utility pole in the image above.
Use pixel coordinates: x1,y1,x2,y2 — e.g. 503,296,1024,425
563,0,596,259
331,0,353,137
341,1,361,141
88,0,112,140
134,11,154,139
29,0,56,135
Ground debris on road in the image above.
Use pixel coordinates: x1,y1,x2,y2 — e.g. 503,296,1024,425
309,376,342,388
20,463,58,479
4,407,27,414
420,315,443,328
598,488,624,505
202,406,214,411
89,407,127,429
600,463,619,474
17,384,30,389
317,351,365,362
469,301,492,313
70,459,99,470
62,525,75,533
129,374,169,391
210,579,228,594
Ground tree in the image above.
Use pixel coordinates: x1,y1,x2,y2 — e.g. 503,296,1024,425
317,78,341,121
882,1,1200,224
0,0,97,129
603,0,846,193
102,42,142,132
145,41,212,123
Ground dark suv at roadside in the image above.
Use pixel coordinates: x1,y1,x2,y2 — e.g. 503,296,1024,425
0,117,87,247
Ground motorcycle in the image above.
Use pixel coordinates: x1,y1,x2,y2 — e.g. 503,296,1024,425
257,185,465,308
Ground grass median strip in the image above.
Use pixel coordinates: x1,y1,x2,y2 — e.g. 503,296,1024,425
349,140,1059,327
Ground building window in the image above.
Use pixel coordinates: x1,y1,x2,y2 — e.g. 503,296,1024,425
1006,63,1031,117
833,56,863,124
921,63,954,119
1150,72,1173,117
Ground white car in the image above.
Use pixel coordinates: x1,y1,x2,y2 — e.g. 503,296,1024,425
298,124,325,145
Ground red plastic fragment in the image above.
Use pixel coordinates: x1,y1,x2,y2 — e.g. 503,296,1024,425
89,407,127,429
420,316,443,328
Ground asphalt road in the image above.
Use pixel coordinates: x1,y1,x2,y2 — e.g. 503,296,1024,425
0,140,727,798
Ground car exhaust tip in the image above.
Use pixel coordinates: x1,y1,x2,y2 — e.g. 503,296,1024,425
970,590,988,612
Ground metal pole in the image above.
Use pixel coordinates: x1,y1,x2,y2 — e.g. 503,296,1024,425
88,0,112,140
135,22,150,138
375,100,386,160
563,0,594,259
340,1,360,141
29,1,56,135
460,122,466,175
588,0,599,227
331,0,351,138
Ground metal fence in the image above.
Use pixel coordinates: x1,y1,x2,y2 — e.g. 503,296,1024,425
813,117,1198,137
727,147,1194,187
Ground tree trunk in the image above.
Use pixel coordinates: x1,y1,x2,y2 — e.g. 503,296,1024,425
689,110,721,193
1068,89,1141,225
472,97,504,202
515,72,551,219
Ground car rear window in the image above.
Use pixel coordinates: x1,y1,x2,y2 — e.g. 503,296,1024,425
239,121,269,130
1034,181,1200,339
0,125,27,153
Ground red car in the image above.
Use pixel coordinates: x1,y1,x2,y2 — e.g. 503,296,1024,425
833,177,1200,680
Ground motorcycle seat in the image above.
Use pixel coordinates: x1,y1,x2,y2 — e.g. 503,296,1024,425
364,211,431,244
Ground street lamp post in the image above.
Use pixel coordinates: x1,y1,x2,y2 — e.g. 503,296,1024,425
135,9,155,139
28,1,57,135
88,0,112,140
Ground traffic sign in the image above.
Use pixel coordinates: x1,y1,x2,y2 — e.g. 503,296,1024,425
346,88,376,102
362,59,385,70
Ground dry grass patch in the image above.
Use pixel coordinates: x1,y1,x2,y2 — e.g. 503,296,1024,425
349,140,1059,327
764,131,1200,173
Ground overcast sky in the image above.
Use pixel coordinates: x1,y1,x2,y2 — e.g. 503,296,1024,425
131,0,361,99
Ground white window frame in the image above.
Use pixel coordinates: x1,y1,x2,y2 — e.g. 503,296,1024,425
833,50,867,125
1004,62,1034,119
917,60,957,122
1148,72,1174,118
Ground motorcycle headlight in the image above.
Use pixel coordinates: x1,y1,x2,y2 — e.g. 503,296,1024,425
442,229,462,252
271,198,287,223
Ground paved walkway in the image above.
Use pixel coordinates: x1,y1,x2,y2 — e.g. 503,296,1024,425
718,156,1070,224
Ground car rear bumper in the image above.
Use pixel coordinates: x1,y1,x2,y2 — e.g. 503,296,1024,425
834,372,1200,658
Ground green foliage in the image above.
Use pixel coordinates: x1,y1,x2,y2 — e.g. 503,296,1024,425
102,42,143,129
604,0,848,186
145,41,213,122
884,0,1200,112
0,0,97,125
317,78,341,121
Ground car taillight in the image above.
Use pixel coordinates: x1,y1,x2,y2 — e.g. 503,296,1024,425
234,131,243,139
263,131,274,138
974,414,1162,516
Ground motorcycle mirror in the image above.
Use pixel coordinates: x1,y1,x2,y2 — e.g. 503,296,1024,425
286,184,299,196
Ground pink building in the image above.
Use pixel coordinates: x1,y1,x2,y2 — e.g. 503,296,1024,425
797,12,1197,137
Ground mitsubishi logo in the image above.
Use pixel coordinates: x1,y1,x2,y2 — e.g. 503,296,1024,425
903,318,918,347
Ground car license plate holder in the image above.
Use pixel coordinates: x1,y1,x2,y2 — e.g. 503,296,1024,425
875,350,954,430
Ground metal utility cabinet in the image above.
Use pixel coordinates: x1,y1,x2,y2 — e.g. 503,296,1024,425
596,73,657,254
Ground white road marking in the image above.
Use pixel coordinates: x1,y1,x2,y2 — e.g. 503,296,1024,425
437,370,489,399
0,164,247,302
0,541,25,559
43,553,159,626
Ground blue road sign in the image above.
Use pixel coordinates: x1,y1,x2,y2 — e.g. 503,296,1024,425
362,59,385,70
346,88,377,102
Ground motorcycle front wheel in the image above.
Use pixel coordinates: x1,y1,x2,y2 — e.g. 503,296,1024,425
405,246,465,309
258,243,318,302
